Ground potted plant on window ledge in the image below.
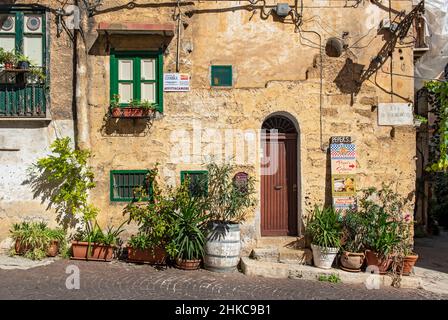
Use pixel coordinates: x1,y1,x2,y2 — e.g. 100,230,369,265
110,95,157,118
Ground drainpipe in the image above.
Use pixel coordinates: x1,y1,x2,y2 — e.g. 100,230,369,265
74,0,91,150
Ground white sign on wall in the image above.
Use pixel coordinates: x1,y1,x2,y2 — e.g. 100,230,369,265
378,103,414,126
163,73,190,92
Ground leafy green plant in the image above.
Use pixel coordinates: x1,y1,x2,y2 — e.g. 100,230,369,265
425,81,448,172
75,220,125,247
123,165,178,258
357,185,406,259
173,188,209,260
204,161,257,224
341,208,365,253
128,232,152,250
111,94,120,108
9,221,66,260
28,137,98,230
0,48,18,65
317,273,341,283
306,205,343,249
140,100,157,111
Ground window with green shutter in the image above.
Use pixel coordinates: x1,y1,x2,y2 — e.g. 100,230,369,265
0,8,47,118
110,51,163,112
180,170,208,198
211,65,232,87
110,170,153,202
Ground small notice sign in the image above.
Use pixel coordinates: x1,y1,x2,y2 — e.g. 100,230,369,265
163,73,190,92
378,103,413,126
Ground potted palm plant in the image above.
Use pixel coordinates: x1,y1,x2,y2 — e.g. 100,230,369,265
172,187,209,270
202,162,257,273
307,205,343,269
339,209,365,272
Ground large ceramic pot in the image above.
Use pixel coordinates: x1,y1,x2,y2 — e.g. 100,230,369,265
340,251,365,272
311,243,339,269
399,254,419,275
204,222,241,272
127,246,167,265
175,258,201,270
71,241,115,262
365,249,392,274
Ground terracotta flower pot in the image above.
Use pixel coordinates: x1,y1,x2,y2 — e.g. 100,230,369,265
365,249,392,274
14,239,30,255
71,241,115,262
399,254,419,275
111,107,152,118
175,258,201,270
46,240,59,257
340,251,365,272
127,246,167,265
4,62,14,70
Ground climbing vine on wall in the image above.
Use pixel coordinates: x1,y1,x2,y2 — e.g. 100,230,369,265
425,81,448,172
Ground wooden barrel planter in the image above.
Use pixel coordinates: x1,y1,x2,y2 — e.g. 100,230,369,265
204,222,241,273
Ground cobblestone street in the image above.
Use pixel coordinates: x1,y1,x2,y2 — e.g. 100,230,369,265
0,259,446,300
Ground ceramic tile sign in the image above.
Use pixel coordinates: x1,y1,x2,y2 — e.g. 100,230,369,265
163,73,190,91
333,196,357,210
378,103,413,126
330,141,356,210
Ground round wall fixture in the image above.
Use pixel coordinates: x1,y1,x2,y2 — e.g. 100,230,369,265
1,16,14,32
26,16,41,31
325,37,344,58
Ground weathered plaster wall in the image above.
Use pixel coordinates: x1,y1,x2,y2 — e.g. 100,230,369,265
0,0,75,249
0,1,417,253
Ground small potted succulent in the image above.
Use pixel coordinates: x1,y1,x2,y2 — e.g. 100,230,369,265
307,205,343,269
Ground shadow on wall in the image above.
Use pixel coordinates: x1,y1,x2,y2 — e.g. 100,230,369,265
22,167,80,230
100,114,155,136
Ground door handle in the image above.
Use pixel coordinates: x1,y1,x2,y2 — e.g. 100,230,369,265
274,185,283,190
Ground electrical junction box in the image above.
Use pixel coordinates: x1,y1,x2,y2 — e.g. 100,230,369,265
380,18,399,32
275,3,291,17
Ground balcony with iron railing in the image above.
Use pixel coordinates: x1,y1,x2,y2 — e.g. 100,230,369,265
0,67,47,118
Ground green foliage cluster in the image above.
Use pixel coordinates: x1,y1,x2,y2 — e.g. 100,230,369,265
30,137,98,228
0,48,46,81
306,205,343,249
110,94,157,111
9,221,66,260
205,162,257,224
317,274,341,283
425,81,448,172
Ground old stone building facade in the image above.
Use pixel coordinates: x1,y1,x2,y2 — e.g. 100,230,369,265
0,0,418,252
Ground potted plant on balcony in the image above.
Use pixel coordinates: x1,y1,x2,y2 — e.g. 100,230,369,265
359,186,403,274
202,161,257,273
0,48,17,70
123,167,177,265
307,205,343,269
15,52,32,70
172,185,209,270
339,209,365,272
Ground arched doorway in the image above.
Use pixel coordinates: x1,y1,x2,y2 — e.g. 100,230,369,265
261,114,299,236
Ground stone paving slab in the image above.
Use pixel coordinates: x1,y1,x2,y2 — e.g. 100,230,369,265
241,257,422,290
0,259,444,300
0,255,57,270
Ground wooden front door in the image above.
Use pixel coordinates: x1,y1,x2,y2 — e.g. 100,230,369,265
261,133,298,236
